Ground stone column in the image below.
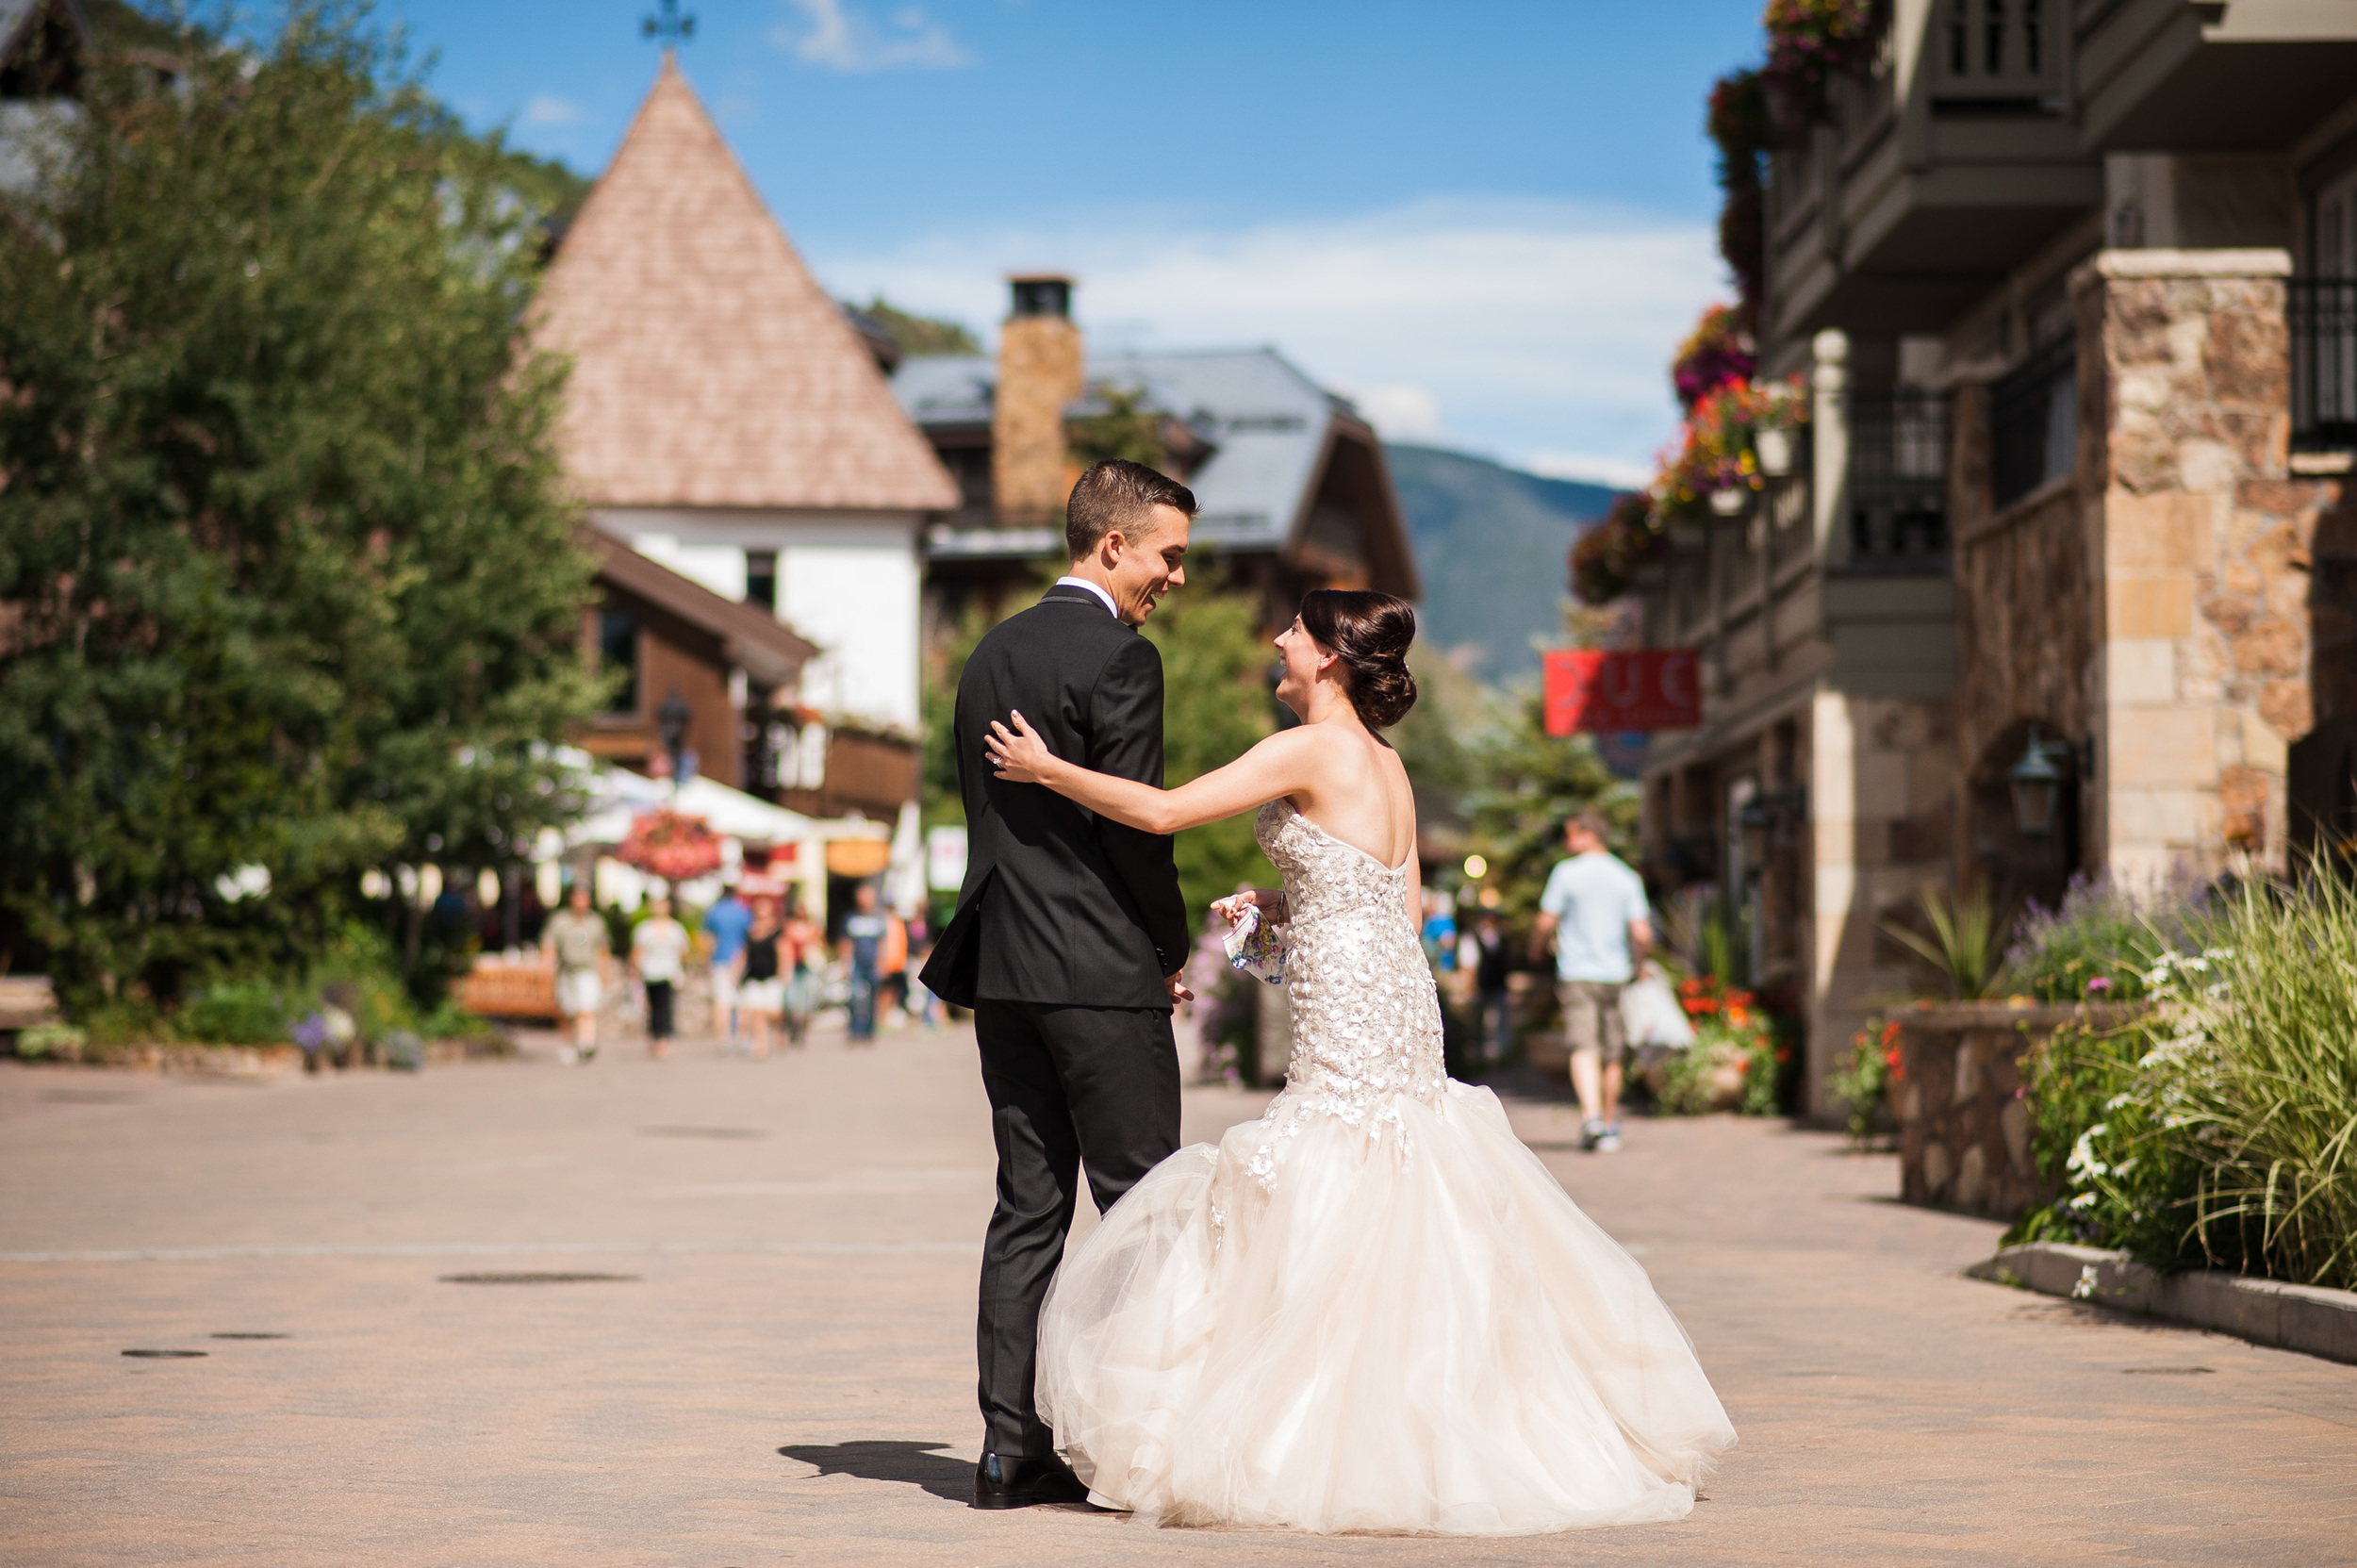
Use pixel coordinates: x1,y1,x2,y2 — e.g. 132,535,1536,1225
1811,329,1851,572
2074,248,2328,884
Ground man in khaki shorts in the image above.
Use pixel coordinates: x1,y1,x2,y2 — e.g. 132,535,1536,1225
1531,809,1651,1153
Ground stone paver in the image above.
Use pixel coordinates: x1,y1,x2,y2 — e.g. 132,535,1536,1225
3,1023,2353,1566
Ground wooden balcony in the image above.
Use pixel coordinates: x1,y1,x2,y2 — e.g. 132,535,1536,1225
1765,0,2100,342
2075,0,2357,152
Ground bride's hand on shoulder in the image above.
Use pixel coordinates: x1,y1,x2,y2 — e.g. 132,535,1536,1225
984,710,1061,785
1210,887,1289,928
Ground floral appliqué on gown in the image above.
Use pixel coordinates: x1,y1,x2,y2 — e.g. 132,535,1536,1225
1034,800,1738,1535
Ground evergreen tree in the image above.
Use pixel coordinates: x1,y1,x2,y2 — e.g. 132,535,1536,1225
1462,694,1634,931
0,6,598,1012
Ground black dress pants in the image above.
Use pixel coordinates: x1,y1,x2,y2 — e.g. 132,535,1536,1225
974,998,1179,1458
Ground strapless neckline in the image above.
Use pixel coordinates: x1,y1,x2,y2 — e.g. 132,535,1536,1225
1269,798,1412,877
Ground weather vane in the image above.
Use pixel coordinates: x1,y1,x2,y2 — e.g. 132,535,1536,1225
642,0,696,47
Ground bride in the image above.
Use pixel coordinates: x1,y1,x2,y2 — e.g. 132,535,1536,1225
981,588,1735,1536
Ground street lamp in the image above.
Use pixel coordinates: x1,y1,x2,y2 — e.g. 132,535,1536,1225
2009,726,2064,838
657,692,692,797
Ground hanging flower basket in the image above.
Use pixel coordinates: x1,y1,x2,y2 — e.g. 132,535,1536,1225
617,808,723,883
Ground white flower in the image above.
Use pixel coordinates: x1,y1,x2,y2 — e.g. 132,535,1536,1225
2069,1191,2099,1212
2071,1264,2100,1300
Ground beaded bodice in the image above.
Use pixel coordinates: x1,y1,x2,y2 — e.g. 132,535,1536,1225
1243,799,1446,1190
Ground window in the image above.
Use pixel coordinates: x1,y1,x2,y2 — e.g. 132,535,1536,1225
1848,388,1950,569
2294,168,2357,451
598,609,640,715
744,551,777,612
1991,337,2076,509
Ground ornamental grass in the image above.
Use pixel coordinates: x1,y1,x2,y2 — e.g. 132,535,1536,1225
2160,871,2357,1290
2014,867,2357,1292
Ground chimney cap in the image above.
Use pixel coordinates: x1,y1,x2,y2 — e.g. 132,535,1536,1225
1007,274,1074,320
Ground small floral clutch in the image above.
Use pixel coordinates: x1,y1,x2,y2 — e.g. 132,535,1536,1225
1221,902,1288,985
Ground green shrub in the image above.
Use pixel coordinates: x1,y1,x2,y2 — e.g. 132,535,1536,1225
2010,869,2357,1291
15,1023,86,1060
2005,875,2195,1003
180,980,288,1045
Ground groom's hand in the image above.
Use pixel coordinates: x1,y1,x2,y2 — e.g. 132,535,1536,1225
1165,970,1195,1005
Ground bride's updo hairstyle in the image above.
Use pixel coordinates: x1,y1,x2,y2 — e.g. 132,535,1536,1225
1298,589,1418,730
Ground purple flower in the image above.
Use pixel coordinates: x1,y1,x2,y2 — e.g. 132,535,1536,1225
2085,975,2114,996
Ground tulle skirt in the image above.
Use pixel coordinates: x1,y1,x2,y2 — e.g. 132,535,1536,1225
1036,1081,1737,1535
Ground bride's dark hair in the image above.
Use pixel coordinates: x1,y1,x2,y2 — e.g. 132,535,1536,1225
1297,589,1417,729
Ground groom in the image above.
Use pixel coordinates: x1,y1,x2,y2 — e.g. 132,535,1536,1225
919,458,1198,1510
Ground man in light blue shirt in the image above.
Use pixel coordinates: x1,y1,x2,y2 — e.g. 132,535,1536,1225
1531,809,1651,1153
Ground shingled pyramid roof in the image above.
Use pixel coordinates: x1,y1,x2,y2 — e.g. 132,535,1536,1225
533,58,957,513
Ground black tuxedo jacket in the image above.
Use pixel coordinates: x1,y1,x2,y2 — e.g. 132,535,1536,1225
920,586,1190,1011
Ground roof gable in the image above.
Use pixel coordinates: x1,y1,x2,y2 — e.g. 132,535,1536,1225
532,58,956,514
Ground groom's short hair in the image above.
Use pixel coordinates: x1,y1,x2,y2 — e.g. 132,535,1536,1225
1066,459,1197,562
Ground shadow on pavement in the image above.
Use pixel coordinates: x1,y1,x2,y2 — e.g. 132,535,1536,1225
777,1441,970,1503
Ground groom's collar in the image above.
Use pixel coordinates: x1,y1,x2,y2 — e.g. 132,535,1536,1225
1050,575,1119,619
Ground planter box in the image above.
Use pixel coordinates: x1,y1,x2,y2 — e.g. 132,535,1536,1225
1894,1001,2140,1223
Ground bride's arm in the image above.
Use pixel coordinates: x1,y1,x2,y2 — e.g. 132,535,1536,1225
986,710,1315,836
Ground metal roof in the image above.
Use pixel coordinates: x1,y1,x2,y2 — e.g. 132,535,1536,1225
893,347,1360,554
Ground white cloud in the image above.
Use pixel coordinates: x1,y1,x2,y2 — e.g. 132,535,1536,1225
773,0,972,72
1524,452,1654,489
812,197,1718,475
520,92,585,127
1337,383,1444,442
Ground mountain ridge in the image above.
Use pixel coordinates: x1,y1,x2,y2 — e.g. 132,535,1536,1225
1384,443,1621,682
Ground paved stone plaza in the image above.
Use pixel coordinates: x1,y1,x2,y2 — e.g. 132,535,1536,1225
3,1026,2353,1566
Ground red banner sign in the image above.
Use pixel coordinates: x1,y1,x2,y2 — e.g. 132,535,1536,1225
1541,650,1701,735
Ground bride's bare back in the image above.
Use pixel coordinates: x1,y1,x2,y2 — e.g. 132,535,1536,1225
1279,722,1416,872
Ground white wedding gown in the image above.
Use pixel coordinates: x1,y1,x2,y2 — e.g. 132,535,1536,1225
1035,800,1737,1535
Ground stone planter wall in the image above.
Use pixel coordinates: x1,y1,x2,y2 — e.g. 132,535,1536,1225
1895,1002,2139,1221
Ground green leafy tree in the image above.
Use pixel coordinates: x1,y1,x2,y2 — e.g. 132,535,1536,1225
1462,693,1633,931
0,5,598,1013
851,296,981,357
1067,386,1167,471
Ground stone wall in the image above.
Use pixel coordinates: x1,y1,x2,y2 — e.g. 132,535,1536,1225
1949,390,2100,898
2075,250,2335,879
1897,1002,2141,1222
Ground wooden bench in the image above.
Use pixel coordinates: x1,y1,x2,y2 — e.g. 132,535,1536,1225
0,975,59,1032
454,962,558,1022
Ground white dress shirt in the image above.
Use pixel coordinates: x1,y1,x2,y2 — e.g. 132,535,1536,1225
1055,574,1120,618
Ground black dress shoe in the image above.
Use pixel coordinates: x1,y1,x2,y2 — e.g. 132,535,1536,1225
971,1450,1092,1510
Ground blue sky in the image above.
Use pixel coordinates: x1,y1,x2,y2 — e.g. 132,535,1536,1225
387,0,1768,481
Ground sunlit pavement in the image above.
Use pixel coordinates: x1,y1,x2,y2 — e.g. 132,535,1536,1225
4,1023,2353,1566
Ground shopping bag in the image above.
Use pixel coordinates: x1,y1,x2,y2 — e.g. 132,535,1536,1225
1621,964,1694,1048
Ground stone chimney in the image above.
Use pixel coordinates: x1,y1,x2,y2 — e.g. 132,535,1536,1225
993,275,1083,526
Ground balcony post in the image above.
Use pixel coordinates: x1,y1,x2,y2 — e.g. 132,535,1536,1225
1811,328,1851,573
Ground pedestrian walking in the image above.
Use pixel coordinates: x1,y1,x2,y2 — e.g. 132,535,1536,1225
630,894,691,1059
840,883,887,1045
781,891,820,1046
702,879,751,1050
542,885,612,1065
877,903,910,1029
1466,912,1513,1065
1531,809,1653,1153
737,898,784,1060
